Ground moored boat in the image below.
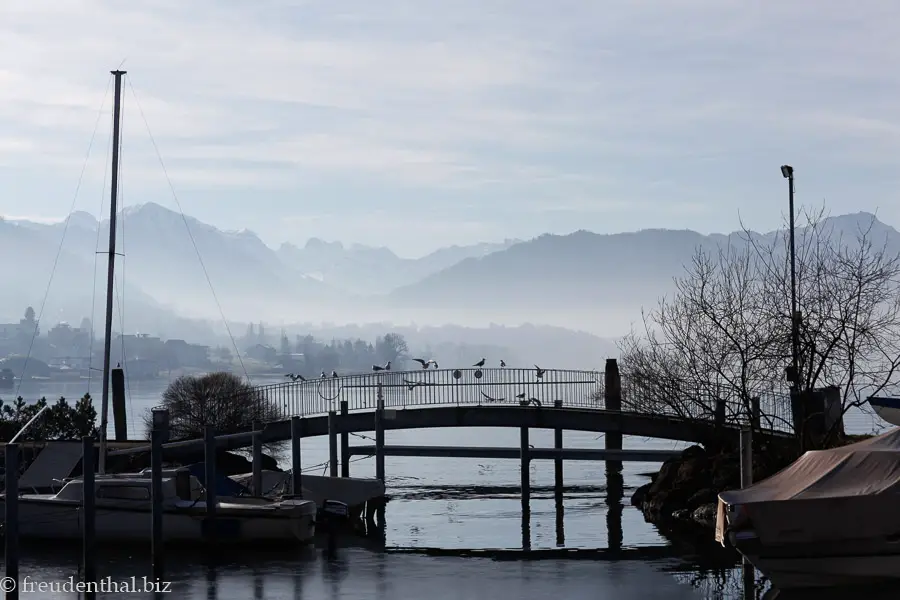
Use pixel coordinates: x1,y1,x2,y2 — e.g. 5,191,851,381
716,428,900,589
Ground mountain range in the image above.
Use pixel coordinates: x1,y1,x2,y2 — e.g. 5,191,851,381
2,204,897,338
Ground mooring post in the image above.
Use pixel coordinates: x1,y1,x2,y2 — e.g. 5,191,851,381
740,427,755,597
252,421,262,496
520,418,531,550
340,399,350,477
291,417,303,498
751,397,761,431
5,443,19,600
715,399,726,429
111,367,128,441
603,359,623,475
328,411,339,477
81,436,96,591
375,382,385,483
553,398,565,546
740,428,753,489
204,425,217,544
151,423,164,579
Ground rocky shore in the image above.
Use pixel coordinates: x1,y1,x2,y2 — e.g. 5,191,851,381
630,440,799,530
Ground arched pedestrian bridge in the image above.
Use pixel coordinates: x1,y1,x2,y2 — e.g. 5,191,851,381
142,362,793,457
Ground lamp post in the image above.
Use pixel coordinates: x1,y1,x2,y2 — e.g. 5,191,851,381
781,165,801,431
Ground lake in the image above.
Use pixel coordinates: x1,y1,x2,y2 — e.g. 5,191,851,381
0,376,890,599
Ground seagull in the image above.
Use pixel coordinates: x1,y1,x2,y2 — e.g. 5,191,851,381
500,360,506,368
515,392,526,399
373,364,385,372
331,370,339,378
529,397,542,407
473,358,486,368
412,358,429,369
534,365,546,379
320,370,327,378
481,391,504,403
403,378,423,391
384,361,392,371
285,373,306,382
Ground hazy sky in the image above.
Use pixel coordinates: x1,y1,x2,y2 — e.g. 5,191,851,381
1,1,899,257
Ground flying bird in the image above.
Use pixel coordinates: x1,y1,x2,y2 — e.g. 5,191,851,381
412,358,429,369
480,391,504,403
500,360,506,368
473,358,486,368
331,370,339,378
285,373,306,382
403,378,423,391
534,365,546,379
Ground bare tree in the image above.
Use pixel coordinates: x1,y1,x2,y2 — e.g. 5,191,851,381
618,209,900,436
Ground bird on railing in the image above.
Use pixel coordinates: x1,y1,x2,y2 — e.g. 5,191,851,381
529,397,542,407
473,358,486,367
515,392,526,400
412,358,438,369
534,365,546,379
500,360,506,368
285,373,306,382
373,361,392,372
320,370,327,378
480,391,504,403
331,370,339,378
404,378,423,391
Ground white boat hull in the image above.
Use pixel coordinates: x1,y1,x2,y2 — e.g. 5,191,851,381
869,399,900,427
0,498,315,544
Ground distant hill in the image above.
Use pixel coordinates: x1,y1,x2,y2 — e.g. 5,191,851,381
276,237,519,295
384,212,900,332
4,203,896,339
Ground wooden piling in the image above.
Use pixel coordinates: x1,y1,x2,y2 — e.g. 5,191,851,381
740,428,753,488
603,359,623,474
111,367,128,441
290,417,303,498
82,436,96,590
151,426,164,579
328,411,339,477
204,425,217,543
520,418,531,550
5,443,19,600
715,399,726,428
340,400,350,477
251,423,262,496
375,383,385,483
553,399,564,506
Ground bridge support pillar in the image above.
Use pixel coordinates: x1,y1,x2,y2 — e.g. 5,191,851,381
553,399,564,546
328,411,338,477
520,412,531,550
290,417,303,498
340,400,350,477
603,359,623,474
375,383,385,483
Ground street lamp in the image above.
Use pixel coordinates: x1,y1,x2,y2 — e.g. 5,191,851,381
781,165,800,407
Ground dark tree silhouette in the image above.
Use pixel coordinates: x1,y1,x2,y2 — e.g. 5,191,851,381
0,394,97,441
146,372,279,440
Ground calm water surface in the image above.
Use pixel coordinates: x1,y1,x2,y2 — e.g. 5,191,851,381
1,377,889,599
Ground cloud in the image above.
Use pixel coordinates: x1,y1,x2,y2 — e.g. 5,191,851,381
2,0,900,255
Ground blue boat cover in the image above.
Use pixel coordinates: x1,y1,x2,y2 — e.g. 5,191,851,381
186,463,250,497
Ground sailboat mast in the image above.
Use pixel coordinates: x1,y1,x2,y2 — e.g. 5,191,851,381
99,69,126,475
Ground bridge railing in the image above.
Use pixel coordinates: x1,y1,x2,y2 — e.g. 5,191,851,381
228,368,605,420
616,374,795,434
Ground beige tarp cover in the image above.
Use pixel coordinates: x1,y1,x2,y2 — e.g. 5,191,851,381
716,428,900,545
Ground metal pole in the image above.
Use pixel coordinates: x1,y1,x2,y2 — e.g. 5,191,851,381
252,430,262,496
151,427,164,579
82,436,96,594
375,384,385,482
204,425,217,544
328,411,338,477
99,69,126,475
5,444,19,600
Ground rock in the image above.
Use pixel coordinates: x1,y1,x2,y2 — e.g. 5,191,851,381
691,503,718,528
680,445,707,461
686,488,719,510
643,487,693,522
647,458,682,496
631,482,652,507
671,508,692,521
